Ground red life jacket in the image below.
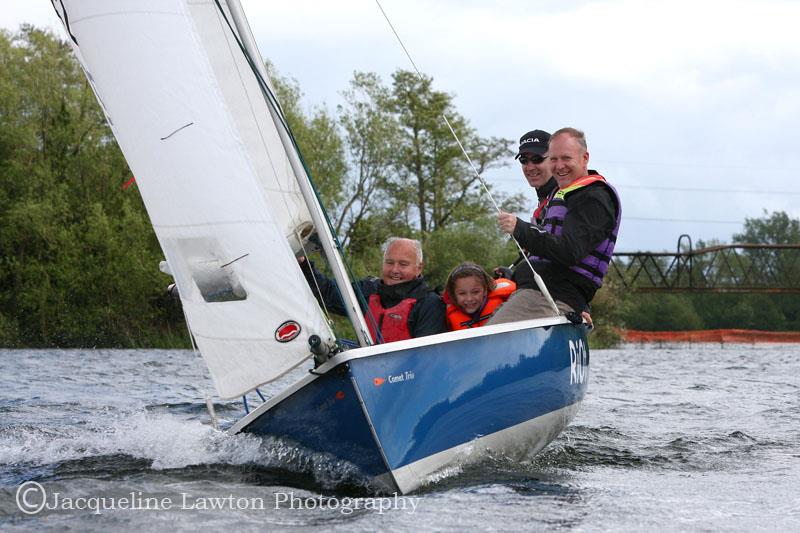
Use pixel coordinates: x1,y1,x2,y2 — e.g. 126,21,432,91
366,293,416,343
531,194,552,225
531,178,558,225
445,279,516,331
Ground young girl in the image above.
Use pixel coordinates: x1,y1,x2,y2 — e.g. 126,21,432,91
444,263,516,330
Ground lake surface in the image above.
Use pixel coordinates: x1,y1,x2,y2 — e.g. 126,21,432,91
1,343,798,531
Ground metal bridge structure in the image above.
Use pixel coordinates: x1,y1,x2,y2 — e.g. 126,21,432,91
610,235,800,293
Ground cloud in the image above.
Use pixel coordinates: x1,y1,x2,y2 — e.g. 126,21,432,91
4,0,799,251
146,0,800,249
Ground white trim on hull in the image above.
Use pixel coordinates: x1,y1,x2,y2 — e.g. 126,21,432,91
391,402,582,494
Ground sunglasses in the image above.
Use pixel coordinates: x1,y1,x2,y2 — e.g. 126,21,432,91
519,155,545,165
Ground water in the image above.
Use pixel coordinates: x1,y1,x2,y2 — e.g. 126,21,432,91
1,344,798,531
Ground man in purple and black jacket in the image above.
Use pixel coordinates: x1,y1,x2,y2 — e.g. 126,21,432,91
489,127,621,323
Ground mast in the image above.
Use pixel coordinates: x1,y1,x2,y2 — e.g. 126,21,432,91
225,0,374,347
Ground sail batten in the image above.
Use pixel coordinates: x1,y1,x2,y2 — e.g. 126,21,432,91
57,0,335,399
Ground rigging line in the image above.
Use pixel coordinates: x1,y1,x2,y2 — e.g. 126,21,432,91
217,0,348,343
593,159,799,172
489,177,800,196
297,233,335,331
51,0,78,45
213,0,375,334
374,0,560,315
488,176,800,196
626,216,742,224
612,184,800,195
371,5,516,216
212,1,286,129
169,276,220,430
212,0,300,248
373,1,499,212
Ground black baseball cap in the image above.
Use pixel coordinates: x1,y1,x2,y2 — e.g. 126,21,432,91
515,129,551,159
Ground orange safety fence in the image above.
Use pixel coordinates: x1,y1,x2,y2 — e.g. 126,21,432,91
621,329,800,344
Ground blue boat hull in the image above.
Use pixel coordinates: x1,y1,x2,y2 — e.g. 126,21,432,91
234,319,590,493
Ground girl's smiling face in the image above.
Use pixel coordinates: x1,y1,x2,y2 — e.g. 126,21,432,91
454,275,487,315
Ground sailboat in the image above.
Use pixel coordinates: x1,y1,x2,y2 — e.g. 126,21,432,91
53,0,591,494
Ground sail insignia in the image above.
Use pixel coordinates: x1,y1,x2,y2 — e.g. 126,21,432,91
275,321,302,343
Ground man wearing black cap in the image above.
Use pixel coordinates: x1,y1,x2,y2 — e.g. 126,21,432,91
494,129,558,281
490,127,621,323
515,129,558,225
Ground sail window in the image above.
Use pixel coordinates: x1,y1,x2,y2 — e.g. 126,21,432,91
192,260,247,303
173,238,248,303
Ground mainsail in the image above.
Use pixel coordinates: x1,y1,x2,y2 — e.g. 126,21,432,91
54,0,335,399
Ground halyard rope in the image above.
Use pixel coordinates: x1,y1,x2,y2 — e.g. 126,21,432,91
373,0,560,315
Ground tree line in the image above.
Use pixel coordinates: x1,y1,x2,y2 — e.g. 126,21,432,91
0,26,522,348
616,211,800,334
1,27,797,348
1,27,186,347
267,64,525,283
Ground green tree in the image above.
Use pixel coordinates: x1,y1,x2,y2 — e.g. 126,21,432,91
622,294,704,331
424,216,518,288
266,61,347,214
0,27,186,347
695,294,786,331
388,70,512,237
587,280,629,348
617,210,800,334
734,210,800,244
335,72,399,249
734,210,800,290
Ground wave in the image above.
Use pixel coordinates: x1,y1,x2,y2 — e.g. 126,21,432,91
409,422,795,492
0,410,378,493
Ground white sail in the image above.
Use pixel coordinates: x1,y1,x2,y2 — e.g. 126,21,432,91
55,0,335,399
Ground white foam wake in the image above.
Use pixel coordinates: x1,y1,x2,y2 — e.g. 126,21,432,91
0,411,262,469
1,410,373,490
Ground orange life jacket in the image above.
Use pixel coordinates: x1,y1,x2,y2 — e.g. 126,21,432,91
366,293,416,343
445,279,516,330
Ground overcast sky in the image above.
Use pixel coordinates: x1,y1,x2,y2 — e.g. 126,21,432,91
4,1,799,252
